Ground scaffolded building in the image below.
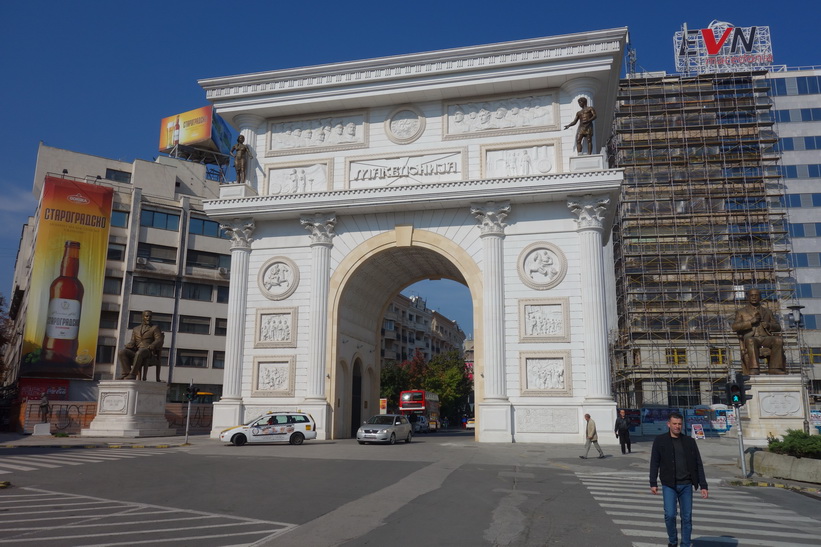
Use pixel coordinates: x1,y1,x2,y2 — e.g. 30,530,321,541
609,70,795,408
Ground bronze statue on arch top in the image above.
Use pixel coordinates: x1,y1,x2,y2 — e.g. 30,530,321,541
731,288,786,375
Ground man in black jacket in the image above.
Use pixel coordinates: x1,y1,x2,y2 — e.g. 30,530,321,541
649,412,709,547
614,409,632,454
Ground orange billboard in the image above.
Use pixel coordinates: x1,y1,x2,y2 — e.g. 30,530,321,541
159,105,232,155
22,177,113,379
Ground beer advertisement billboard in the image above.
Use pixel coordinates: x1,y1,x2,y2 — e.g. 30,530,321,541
158,105,232,156
21,176,113,379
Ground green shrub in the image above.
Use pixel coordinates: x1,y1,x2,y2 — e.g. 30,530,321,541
767,429,821,460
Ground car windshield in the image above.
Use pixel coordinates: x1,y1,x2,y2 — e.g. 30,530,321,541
367,416,397,425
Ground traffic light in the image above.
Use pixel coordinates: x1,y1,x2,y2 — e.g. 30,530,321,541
725,372,752,406
185,385,198,401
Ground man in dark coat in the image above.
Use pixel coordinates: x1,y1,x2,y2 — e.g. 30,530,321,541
614,409,632,454
649,412,709,547
118,310,164,380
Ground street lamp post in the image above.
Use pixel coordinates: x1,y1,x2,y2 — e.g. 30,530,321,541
787,304,810,435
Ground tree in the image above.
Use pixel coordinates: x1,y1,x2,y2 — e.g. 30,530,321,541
0,294,11,384
379,360,408,411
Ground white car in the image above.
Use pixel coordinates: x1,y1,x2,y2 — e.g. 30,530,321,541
219,412,317,446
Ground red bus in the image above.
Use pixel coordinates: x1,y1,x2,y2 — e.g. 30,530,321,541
399,390,440,433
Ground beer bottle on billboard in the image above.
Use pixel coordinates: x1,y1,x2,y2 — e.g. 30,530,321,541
42,241,84,364
173,115,180,146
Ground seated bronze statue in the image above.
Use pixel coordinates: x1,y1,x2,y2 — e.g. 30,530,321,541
731,289,785,375
118,310,164,381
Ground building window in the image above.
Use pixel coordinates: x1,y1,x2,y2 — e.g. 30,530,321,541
140,209,180,231
111,210,129,228
179,315,210,335
137,243,177,264
803,347,821,364
107,243,126,261
128,311,172,332
216,286,229,303
186,249,231,270
99,310,119,330
213,351,225,369
189,217,229,239
96,345,116,364
105,168,132,184
181,282,213,302
132,276,176,298
665,348,687,366
215,318,227,336
709,348,726,365
177,349,208,368
103,277,122,295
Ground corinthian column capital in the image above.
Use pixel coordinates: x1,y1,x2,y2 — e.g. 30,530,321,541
220,218,255,249
568,196,610,230
471,201,511,236
300,213,337,245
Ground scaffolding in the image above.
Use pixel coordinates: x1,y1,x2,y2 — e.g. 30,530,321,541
608,71,795,409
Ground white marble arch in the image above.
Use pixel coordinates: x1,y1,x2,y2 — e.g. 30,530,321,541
203,29,627,444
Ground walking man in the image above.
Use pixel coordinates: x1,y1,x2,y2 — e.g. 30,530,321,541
580,413,605,459
650,412,709,547
615,409,632,454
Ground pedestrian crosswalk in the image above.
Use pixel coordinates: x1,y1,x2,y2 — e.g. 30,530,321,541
0,487,294,546
0,449,171,474
577,471,821,546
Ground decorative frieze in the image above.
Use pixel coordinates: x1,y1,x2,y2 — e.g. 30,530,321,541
444,91,559,139
265,161,331,195
255,308,298,348
519,351,572,396
519,298,570,342
257,257,300,300
517,242,567,290
252,356,295,397
266,112,368,156
482,139,560,179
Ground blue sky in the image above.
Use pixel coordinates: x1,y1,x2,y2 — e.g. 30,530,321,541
1,0,815,336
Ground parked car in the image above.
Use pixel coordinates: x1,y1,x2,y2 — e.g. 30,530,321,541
219,412,317,446
466,417,476,430
357,414,413,445
409,414,431,434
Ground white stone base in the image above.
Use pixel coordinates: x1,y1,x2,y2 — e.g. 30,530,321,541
477,401,513,442
297,401,332,440
82,380,175,438
219,183,258,199
569,153,605,172
33,423,51,436
209,399,245,439
737,375,808,442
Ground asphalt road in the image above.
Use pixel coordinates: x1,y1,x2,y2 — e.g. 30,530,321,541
1,430,819,546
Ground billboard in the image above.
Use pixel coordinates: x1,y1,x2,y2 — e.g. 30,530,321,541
159,105,232,156
674,22,773,75
21,176,113,380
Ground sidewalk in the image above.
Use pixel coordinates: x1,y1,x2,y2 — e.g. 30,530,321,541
0,431,209,449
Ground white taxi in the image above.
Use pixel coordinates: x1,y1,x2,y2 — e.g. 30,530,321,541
219,411,317,446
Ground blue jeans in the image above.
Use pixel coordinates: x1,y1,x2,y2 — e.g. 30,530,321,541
662,484,693,546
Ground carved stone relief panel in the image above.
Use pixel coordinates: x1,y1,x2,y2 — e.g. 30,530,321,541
758,391,803,418
385,105,426,144
346,148,466,189
443,91,559,139
517,242,567,290
252,356,295,397
481,139,561,179
516,407,578,433
257,257,300,300
519,351,572,396
519,298,570,342
255,308,298,348
266,111,367,156
265,161,331,195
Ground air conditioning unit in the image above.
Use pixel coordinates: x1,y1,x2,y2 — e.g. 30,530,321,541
218,267,229,276
136,257,148,266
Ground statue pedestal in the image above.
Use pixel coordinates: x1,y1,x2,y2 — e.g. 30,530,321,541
569,153,604,172
82,380,175,437
737,375,807,442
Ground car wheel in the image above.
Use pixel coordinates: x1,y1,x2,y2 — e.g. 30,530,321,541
289,432,305,445
358,441,366,445
405,432,412,443
389,433,396,445
232,434,247,446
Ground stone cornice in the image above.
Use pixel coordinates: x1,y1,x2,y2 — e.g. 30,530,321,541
203,170,623,221
199,29,627,103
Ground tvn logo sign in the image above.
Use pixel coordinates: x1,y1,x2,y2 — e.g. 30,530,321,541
674,23,773,74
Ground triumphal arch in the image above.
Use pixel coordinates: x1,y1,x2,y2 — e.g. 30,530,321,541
202,29,627,443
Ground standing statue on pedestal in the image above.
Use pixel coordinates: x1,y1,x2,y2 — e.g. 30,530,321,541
564,97,597,155
731,289,785,375
231,135,250,184
119,310,164,381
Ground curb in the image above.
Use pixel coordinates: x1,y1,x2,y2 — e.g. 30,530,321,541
0,443,183,449
723,478,821,497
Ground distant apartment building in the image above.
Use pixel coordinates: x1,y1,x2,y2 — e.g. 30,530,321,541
380,294,465,365
768,68,821,397
5,144,230,402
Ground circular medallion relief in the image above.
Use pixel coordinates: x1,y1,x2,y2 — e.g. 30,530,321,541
517,242,567,290
385,105,425,144
258,257,300,300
